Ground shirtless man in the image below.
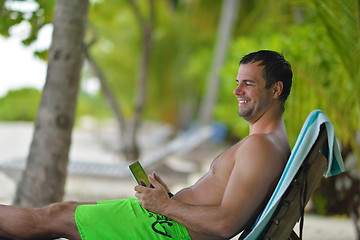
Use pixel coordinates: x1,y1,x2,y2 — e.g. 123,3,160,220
0,50,292,240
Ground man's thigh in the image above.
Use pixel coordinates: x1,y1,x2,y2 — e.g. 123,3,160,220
75,198,191,240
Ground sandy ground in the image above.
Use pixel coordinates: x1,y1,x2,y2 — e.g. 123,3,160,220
0,122,357,240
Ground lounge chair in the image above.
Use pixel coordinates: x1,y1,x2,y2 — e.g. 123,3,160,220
239,110,345,240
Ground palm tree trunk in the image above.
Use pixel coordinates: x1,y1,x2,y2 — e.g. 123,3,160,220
14,0,89,207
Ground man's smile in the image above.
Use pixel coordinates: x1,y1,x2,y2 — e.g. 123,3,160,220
237,98,251,104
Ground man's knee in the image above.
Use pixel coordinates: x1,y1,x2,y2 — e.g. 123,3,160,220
41,201,81,239
43,201,78,219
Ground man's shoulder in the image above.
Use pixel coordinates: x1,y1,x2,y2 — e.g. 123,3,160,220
239,133,278,152
234,133,288,166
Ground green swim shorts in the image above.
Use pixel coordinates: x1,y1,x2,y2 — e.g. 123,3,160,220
75,198,191,240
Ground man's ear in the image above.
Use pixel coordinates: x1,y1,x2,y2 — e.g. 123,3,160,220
273,81,283,99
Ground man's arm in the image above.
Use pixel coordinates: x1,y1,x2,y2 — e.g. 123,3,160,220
135,136,285,238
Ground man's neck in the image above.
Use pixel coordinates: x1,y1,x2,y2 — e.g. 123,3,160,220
248,109,284,135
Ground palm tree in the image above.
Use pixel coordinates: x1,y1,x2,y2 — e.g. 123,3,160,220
14,0,89,207
286,0,359,237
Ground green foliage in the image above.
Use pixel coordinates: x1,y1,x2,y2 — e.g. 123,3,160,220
0,88,41,121
214,0,360,151
310,0,360,164
86,0,223,126
0,0,55,47
2,0,359,156
76,92,113,119
87,0,143,118
313,190,328,215
0,87,113,122
0,0,24,37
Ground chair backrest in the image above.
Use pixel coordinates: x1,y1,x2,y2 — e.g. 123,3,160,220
259,124,328,240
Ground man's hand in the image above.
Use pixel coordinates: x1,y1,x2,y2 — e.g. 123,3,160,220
134,173,171,214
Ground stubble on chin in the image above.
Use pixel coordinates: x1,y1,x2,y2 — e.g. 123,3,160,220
237,107,254,120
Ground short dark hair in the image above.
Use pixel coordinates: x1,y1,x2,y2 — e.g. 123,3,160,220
240,50,293,104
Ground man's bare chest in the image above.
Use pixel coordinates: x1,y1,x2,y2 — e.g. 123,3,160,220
210,142,243,181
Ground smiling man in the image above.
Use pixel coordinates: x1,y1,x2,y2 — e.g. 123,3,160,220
135,50,293,240
0,50,293,240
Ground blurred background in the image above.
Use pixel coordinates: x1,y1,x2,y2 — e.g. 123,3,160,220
0,0,359,239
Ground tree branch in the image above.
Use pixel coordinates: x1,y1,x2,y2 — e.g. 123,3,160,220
84,42,126,130
133,0,154,130
127,0,145,29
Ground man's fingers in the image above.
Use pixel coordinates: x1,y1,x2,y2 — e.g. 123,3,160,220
139,179,147,187
134,184,146,192
153,172,170,192
153,172,162,182
135,191,140,198
148,175,162,188
153,172,166,186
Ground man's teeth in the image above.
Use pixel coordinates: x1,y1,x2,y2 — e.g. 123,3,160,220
239,100,249,103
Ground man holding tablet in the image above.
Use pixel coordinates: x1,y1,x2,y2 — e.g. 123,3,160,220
0,50,293,240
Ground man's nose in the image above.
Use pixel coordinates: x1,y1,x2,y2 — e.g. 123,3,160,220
233,84,244,95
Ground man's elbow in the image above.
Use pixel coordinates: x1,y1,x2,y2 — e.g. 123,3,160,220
213,219,242,239
216,229,234,239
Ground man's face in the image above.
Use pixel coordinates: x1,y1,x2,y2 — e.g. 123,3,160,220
233,62,274,123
